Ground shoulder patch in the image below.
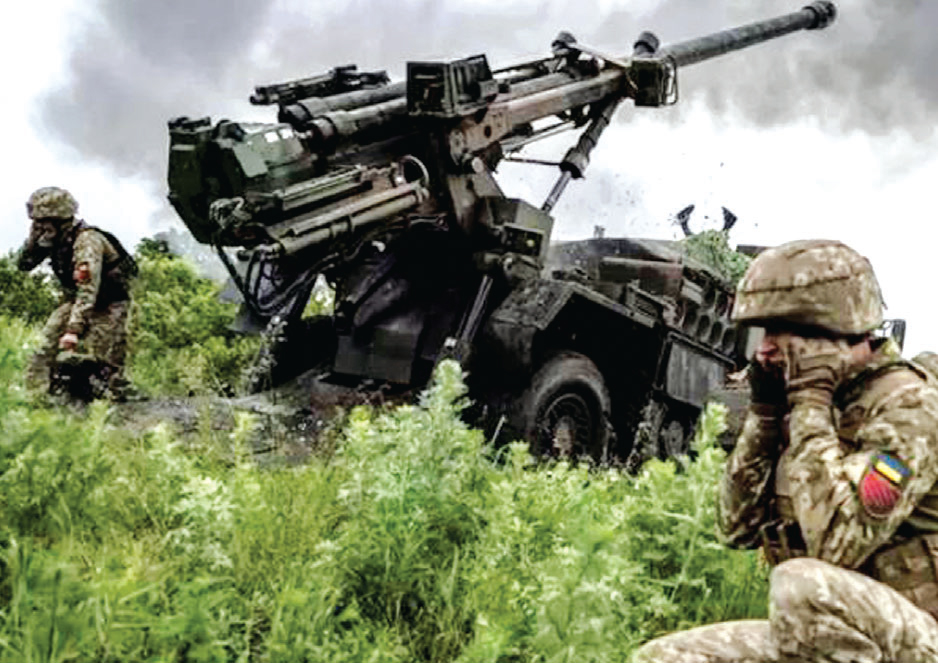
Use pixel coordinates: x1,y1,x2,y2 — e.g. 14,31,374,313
858,452,911,518
74,262,91,284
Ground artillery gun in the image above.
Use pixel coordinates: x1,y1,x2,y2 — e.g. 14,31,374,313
167,2,836,462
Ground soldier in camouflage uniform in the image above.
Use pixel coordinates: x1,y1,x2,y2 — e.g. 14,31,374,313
17,187,137,400
633,239,938,662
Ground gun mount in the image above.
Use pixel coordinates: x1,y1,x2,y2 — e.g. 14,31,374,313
167,3,836,462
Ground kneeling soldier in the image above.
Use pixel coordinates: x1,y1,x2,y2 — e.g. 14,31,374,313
634,239,938,662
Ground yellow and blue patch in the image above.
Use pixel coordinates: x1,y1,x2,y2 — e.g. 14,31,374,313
874,454,910,485
858,452,911,518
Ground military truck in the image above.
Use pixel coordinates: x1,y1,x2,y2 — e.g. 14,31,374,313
166,2,837,462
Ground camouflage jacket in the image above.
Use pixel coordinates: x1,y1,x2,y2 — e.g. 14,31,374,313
19,221,136,338
719,342,938,569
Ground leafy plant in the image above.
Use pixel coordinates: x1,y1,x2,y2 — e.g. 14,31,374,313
127,246,260,396
0,252,59,324
681,229,751,284
0,312,769,661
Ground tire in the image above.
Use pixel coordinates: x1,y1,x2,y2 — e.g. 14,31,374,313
513,352,613,463
624,399,699,471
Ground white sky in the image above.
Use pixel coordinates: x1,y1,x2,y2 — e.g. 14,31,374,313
3,0,938,355
1,1,163,253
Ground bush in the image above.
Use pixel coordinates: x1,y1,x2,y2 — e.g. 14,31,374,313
0,320,769,662
681,229,751,284
127,246,261,396
0,251,59,324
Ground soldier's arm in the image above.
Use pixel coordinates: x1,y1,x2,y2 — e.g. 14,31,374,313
717,404,785,547
64,231,106,337
786,373,938,568
16,226,49,272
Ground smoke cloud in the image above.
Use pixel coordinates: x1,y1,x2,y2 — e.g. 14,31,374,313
621,0,938,140
36,0,937,192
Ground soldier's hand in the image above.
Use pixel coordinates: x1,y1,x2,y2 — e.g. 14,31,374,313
748,332,788,409
58,332,79,351
785,335,854,408
749,359,787,407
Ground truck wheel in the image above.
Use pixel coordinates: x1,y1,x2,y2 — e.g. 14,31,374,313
624,400,696,470
514,352,612,463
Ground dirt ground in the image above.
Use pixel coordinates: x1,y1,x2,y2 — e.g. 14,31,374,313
109,369,400,465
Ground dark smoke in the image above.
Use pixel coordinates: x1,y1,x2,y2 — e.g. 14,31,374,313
37,0,273,186
600,0,938,139
37,0,938,193
37,0,569,184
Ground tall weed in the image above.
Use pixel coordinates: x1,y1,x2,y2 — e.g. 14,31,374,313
0,314,768,662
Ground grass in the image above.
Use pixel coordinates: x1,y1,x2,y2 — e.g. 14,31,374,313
0,314,768,662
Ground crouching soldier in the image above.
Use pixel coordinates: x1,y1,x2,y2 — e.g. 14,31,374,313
633,239,938,662
17,186,137,400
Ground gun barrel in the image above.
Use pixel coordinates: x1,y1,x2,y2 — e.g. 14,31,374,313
283,68,576,148
660,1,835,67
287,3,836,157
451,2,835,157
301,98,410,150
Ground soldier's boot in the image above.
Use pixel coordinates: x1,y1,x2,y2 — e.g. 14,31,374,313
105,369,137,402
81,359,122,402
54,351,105,402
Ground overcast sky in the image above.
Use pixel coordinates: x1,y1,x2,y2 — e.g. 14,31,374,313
4,0,937,354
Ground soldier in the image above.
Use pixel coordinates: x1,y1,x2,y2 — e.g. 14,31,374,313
633,239,938,662
17,186,137,400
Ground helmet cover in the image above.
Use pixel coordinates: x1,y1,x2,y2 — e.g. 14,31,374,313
731,239,883,335
26,187,78,220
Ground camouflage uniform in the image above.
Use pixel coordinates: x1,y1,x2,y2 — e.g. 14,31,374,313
633,240,938,662
18,187,136,398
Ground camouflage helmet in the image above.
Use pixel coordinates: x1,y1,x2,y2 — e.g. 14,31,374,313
26,187,78,220
731,239,883,335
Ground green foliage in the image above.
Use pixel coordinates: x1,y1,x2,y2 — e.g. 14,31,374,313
681,229,751,284
127,249,261,396
302,276,335,318
0,252,59,324
0,313,769,662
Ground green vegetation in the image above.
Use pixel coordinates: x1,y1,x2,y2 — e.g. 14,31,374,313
681,229,751,284
0,252,59,325
0,317,767,661
128,242,261,396
0,238,769,661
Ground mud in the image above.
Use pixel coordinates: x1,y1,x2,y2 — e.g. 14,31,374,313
109,369,398,466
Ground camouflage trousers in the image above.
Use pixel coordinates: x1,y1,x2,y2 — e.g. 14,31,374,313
632,558,938,663
27,299,130,393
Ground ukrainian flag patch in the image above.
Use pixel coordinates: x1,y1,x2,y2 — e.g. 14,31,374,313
873,453,911,485
858,452,911,518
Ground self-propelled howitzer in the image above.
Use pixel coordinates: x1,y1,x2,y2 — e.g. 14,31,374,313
167,3,835,462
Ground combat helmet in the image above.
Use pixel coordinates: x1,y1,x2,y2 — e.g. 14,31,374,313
731,239,883,335
26,187,78,220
